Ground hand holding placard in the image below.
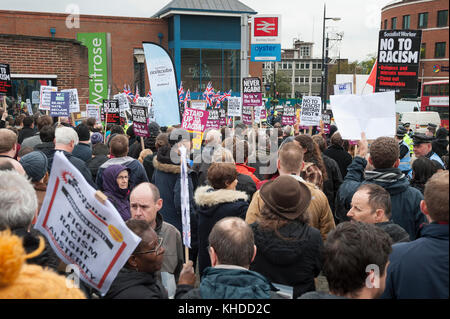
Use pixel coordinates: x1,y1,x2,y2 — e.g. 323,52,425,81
357,132,368,158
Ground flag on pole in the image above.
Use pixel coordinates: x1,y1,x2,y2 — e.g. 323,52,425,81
178,82,184,103
133,85,140,103
179,146,191,248
146,90,152,98
126,84,134,100
184,89,190,108
366,61,377,92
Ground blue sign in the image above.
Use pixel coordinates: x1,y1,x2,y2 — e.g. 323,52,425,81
50,92,70,117
250,44,281,62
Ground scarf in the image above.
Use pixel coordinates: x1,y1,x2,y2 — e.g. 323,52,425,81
364,168,405,183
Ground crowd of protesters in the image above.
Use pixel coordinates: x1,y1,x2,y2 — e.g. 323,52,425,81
0,96,448,300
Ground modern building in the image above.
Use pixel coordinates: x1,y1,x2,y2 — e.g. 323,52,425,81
381,0,449,86
0,0,261,113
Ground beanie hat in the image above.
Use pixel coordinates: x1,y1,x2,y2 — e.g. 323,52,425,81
0,229,86,299
19,151,48,182
148,121,160,137
91,132,104,145
75,124,91,142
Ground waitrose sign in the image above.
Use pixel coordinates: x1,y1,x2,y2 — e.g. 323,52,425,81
77,33,108,105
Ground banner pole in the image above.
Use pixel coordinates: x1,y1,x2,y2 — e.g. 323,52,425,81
140,136,145,151
185,246,189,262
308,126,312,135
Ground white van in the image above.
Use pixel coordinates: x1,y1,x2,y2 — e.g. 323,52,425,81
399,112,441,133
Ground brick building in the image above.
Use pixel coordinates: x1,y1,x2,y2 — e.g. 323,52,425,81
381,0,449,85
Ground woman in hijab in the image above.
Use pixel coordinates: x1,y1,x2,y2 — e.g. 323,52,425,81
102,164,131,221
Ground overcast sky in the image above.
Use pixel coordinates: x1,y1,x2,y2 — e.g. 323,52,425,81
3,0,394,61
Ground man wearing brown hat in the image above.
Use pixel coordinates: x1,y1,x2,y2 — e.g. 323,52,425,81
245,142,335,241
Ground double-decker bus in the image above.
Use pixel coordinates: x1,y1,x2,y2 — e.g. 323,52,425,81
421,80,449,129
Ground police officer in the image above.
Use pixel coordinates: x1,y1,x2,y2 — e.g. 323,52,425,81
395,126,412,176
426,123,437,137
412,133,445,169
402,122,414,155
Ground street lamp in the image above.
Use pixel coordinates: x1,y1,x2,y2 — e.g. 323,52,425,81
321,4,341,111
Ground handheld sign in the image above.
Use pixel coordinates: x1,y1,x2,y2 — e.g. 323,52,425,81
331,91,396,140
282,106,296,125
300,96,322,126
179,146,191,256
103,99,122,125
39,86,58,111
50,92,70,117
243,77,262,107
227,96,242,117
205,109,220,130
190,100,207,111
114,93,130,112
131,105,150,137
242,105,253,125
0,63,12,96
86,104,101,124
61,89,80,113
26,99,33,116
181,108,209,133
35,151,141,296
334,83,352,95
375,30,422,95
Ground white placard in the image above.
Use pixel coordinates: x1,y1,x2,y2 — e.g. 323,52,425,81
114,93,131,112
32,91,40,104
35,152,141,296
227,96,242,117
39,86,58,110
300,96,322,126
61,88,80,113
330,91,396,140
26,99,33,115
334,82,353,95
86,104,101,124
190,100,207,111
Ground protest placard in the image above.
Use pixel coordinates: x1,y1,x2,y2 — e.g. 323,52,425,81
32,91,40,104
102,99,122,125
205,109,220,130
331,91,396,140
62,89,80,113
334,83,352,95
219,108,227,126
26,99,33,116
50,92,70,117
86,104,101,124
35,151,141,296
282,106,296,126
243,77,262,107
242,105,253,125
0,63,12,96
181,108,209,133
375,30,422,95
39,86,58,111
131,105,149,137
300,96,322,126
190,100,207,111
114,93,131,112
227,96,242,117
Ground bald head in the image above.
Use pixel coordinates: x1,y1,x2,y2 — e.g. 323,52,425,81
0,128,18,156
129,183,162,228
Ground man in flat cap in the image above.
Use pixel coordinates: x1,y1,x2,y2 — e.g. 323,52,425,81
395,126,412,175
426,123,437,137
412,133,445,169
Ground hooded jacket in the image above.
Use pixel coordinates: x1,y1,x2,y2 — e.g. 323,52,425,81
381,223,449,299
180,266,281,299
432,127,449,158
96,156,148,191
335,156,427,240
102,164,131,221
194,186,249,276
103,268,168,299
250,221,323,299
34,141,56,166
323,144,353,179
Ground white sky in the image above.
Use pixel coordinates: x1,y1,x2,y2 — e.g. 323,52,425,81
2,0,394,61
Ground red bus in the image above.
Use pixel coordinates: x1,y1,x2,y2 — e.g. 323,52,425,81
421,80,449,129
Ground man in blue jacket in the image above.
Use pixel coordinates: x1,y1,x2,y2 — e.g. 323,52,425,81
382,171,448,299
335,133,426,240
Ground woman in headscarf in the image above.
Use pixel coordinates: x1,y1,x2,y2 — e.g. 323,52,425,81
102,164,131,221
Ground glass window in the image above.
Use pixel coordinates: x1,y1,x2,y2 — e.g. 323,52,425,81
134,57,145,95
418,13,428,28
296,63,300,69
431,84,439,96
312,63,317,69
300,78,304,83
317,77,322,83
402,15,410,29
437,10,448,27
223,49,240,93
421,43,426,59
288,63,292,69
317,63,322,69
305,63,310,69
300,63,305,69
440,83,449,96
384,19,388,29
10,78,55,114
181,48,201,92
305,77,309,83
295,77,299,83
435,42,446,58
392,17,397,29
423,85,432,96
312,78,317,83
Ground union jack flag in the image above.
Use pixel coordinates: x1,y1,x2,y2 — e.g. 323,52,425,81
184,89,191,108
203,82,214,106
146,90,152,98
222,90,232,101
124,84,134,100
133,85,140,103
178,82,184,103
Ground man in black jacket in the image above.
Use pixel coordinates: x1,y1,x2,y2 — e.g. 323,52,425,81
18,116,36,144
324,131,352,179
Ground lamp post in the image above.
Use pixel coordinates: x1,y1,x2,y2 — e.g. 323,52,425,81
321,4,341,111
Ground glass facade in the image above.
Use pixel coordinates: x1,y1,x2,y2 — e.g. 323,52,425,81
180,48,240,93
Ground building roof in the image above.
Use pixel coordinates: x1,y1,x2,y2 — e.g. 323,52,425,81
153,0,257,18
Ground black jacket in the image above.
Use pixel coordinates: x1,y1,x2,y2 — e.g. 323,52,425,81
86,155,109,181
104,268,168,299
250,221,323,299
322,154,342,215
194,186,249,276
376,221,410,244
18,127,36,144
34,142,56,170
323,144,353,179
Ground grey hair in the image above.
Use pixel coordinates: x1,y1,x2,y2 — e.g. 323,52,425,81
0,170,38,230
55,126,79,146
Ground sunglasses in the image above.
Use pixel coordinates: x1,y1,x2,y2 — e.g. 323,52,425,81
134,237,164,256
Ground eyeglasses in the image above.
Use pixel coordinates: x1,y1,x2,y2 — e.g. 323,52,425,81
134,237,164,256
117,175,129,180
